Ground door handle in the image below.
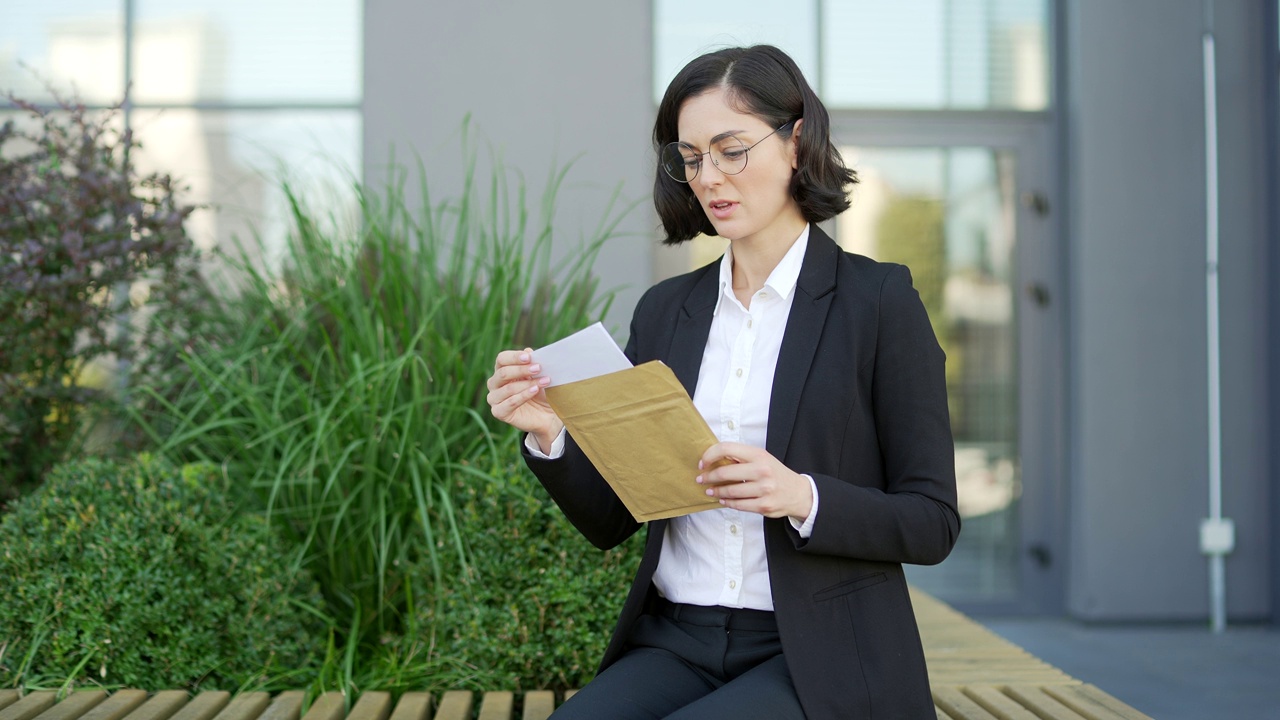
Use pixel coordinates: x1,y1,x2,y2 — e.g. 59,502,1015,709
1025,283,1051,307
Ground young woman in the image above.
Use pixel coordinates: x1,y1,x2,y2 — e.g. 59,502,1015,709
485,45,959,719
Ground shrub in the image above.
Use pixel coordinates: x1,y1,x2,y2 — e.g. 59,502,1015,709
424,456,643,692
0,92,203,504
131,138,636,647
0,455,324,690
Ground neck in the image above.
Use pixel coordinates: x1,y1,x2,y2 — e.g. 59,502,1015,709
729,217,807,294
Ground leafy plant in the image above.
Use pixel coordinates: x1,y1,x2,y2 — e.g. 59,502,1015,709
0,92,203,505
427,455,643,692
131,137,636,651
0,455,324,691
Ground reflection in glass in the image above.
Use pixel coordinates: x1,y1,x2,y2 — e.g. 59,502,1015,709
132,0,360,103
838,146,1020,602
0,1,124,104
823,0,1050,110
653,0,817,103
129,110,361,267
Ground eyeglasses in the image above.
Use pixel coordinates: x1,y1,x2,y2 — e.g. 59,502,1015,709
660,120,795,183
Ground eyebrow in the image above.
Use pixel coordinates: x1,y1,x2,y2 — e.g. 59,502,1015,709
680,130,745,149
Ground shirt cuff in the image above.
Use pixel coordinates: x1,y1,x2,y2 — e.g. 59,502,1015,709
524,427,567,459
788,474,820,538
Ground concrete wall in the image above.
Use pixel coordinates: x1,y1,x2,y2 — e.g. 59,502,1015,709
363,0,666,336
1065,0,1272,620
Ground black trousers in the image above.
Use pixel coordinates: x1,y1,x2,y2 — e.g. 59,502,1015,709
551,600,807,719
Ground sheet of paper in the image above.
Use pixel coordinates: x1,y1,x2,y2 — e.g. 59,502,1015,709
531,321,631,387
545,360,728,522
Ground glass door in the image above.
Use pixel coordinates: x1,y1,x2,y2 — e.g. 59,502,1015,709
829,117,1062,614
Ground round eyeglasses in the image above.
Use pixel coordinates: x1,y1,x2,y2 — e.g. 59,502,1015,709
660,120,795,183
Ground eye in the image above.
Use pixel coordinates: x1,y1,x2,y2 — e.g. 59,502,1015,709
720,147,747,161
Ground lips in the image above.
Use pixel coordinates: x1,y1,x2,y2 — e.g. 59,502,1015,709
708,200,738,220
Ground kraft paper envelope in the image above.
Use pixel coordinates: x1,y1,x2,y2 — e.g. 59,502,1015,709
544,361,725,522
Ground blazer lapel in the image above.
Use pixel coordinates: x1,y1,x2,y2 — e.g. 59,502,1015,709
666,264,719,397
766,228,839,461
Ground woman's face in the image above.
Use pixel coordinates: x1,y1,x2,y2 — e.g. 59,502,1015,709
676,86,805,246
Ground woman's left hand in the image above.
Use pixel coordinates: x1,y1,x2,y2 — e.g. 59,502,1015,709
697,442,813,521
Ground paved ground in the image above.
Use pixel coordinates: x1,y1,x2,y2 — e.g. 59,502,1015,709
982,617,1280,719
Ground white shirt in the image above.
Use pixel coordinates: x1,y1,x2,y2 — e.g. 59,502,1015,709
527,225,821,612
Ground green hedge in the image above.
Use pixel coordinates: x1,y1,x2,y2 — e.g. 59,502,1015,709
0,456,325,690
424,458,643,692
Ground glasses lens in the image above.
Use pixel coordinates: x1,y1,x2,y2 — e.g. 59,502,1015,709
661,142,700,183
711,136,750,175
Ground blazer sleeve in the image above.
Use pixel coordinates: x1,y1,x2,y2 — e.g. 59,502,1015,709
791,264,961,566
519,290,653,551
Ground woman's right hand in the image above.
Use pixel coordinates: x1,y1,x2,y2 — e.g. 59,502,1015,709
486,347,564,453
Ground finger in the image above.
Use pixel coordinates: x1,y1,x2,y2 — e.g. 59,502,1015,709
488,377,550,416
699,441,758,469
697,462,755,486
493,348,535,372
487,361,545,390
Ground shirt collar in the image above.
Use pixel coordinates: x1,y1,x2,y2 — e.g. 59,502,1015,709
714,223,811,316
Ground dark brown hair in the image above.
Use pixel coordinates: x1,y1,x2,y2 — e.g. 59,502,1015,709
653,45,857,244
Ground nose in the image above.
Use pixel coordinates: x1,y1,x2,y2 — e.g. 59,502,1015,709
697,155,725,189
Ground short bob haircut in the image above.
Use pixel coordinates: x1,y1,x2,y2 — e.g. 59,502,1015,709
653,45,857,245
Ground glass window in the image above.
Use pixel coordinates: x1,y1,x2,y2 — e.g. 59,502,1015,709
131,0,361,104
130,109,361,262
0,1,125,104
822,0,1050,110
654,0,817,104
837,145,1021,602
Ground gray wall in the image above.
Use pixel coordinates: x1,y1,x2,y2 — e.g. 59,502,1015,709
1065,0,1272,620
363,0,668,336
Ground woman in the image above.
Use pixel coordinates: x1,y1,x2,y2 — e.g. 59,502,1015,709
485,45,959,719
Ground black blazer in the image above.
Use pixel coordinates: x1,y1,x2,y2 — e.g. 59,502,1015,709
524,226,960,719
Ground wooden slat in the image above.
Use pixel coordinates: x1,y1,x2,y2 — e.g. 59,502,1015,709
1043,686,1153,720
1003,686,1090,720
431,692,471,720
257,693,304,720
297,694,342,720
33,691,107,720
0,693,19,712
167,693,230,720
519,691,554,720
935,706,960,720
208,693,269,720
963,686,1043,720
345,693,391,720
933,687,997,720
120,692,189,720
476,692,512,720
0,693,58,720
77,691,148,720
386,694,431,720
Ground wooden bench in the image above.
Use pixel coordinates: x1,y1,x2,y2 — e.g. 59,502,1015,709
0,590,1153,720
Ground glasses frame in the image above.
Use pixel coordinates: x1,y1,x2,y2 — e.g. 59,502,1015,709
662,120,796,183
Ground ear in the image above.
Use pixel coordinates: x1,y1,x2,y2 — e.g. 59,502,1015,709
789,118,804,170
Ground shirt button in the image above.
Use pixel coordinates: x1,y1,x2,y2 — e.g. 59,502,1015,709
729,580,737,589
730,525,738,535
726,420,735,430
735,368,743,378
747,318,753,328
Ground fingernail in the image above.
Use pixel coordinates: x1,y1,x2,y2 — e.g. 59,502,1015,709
519,353,529,362
529,364,541,373
538,377,551,386
695,475,703,484
698,460,704,470
527,385,539,394
705,489,714,496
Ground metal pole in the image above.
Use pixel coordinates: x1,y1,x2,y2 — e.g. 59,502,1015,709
1201,0,1230,635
